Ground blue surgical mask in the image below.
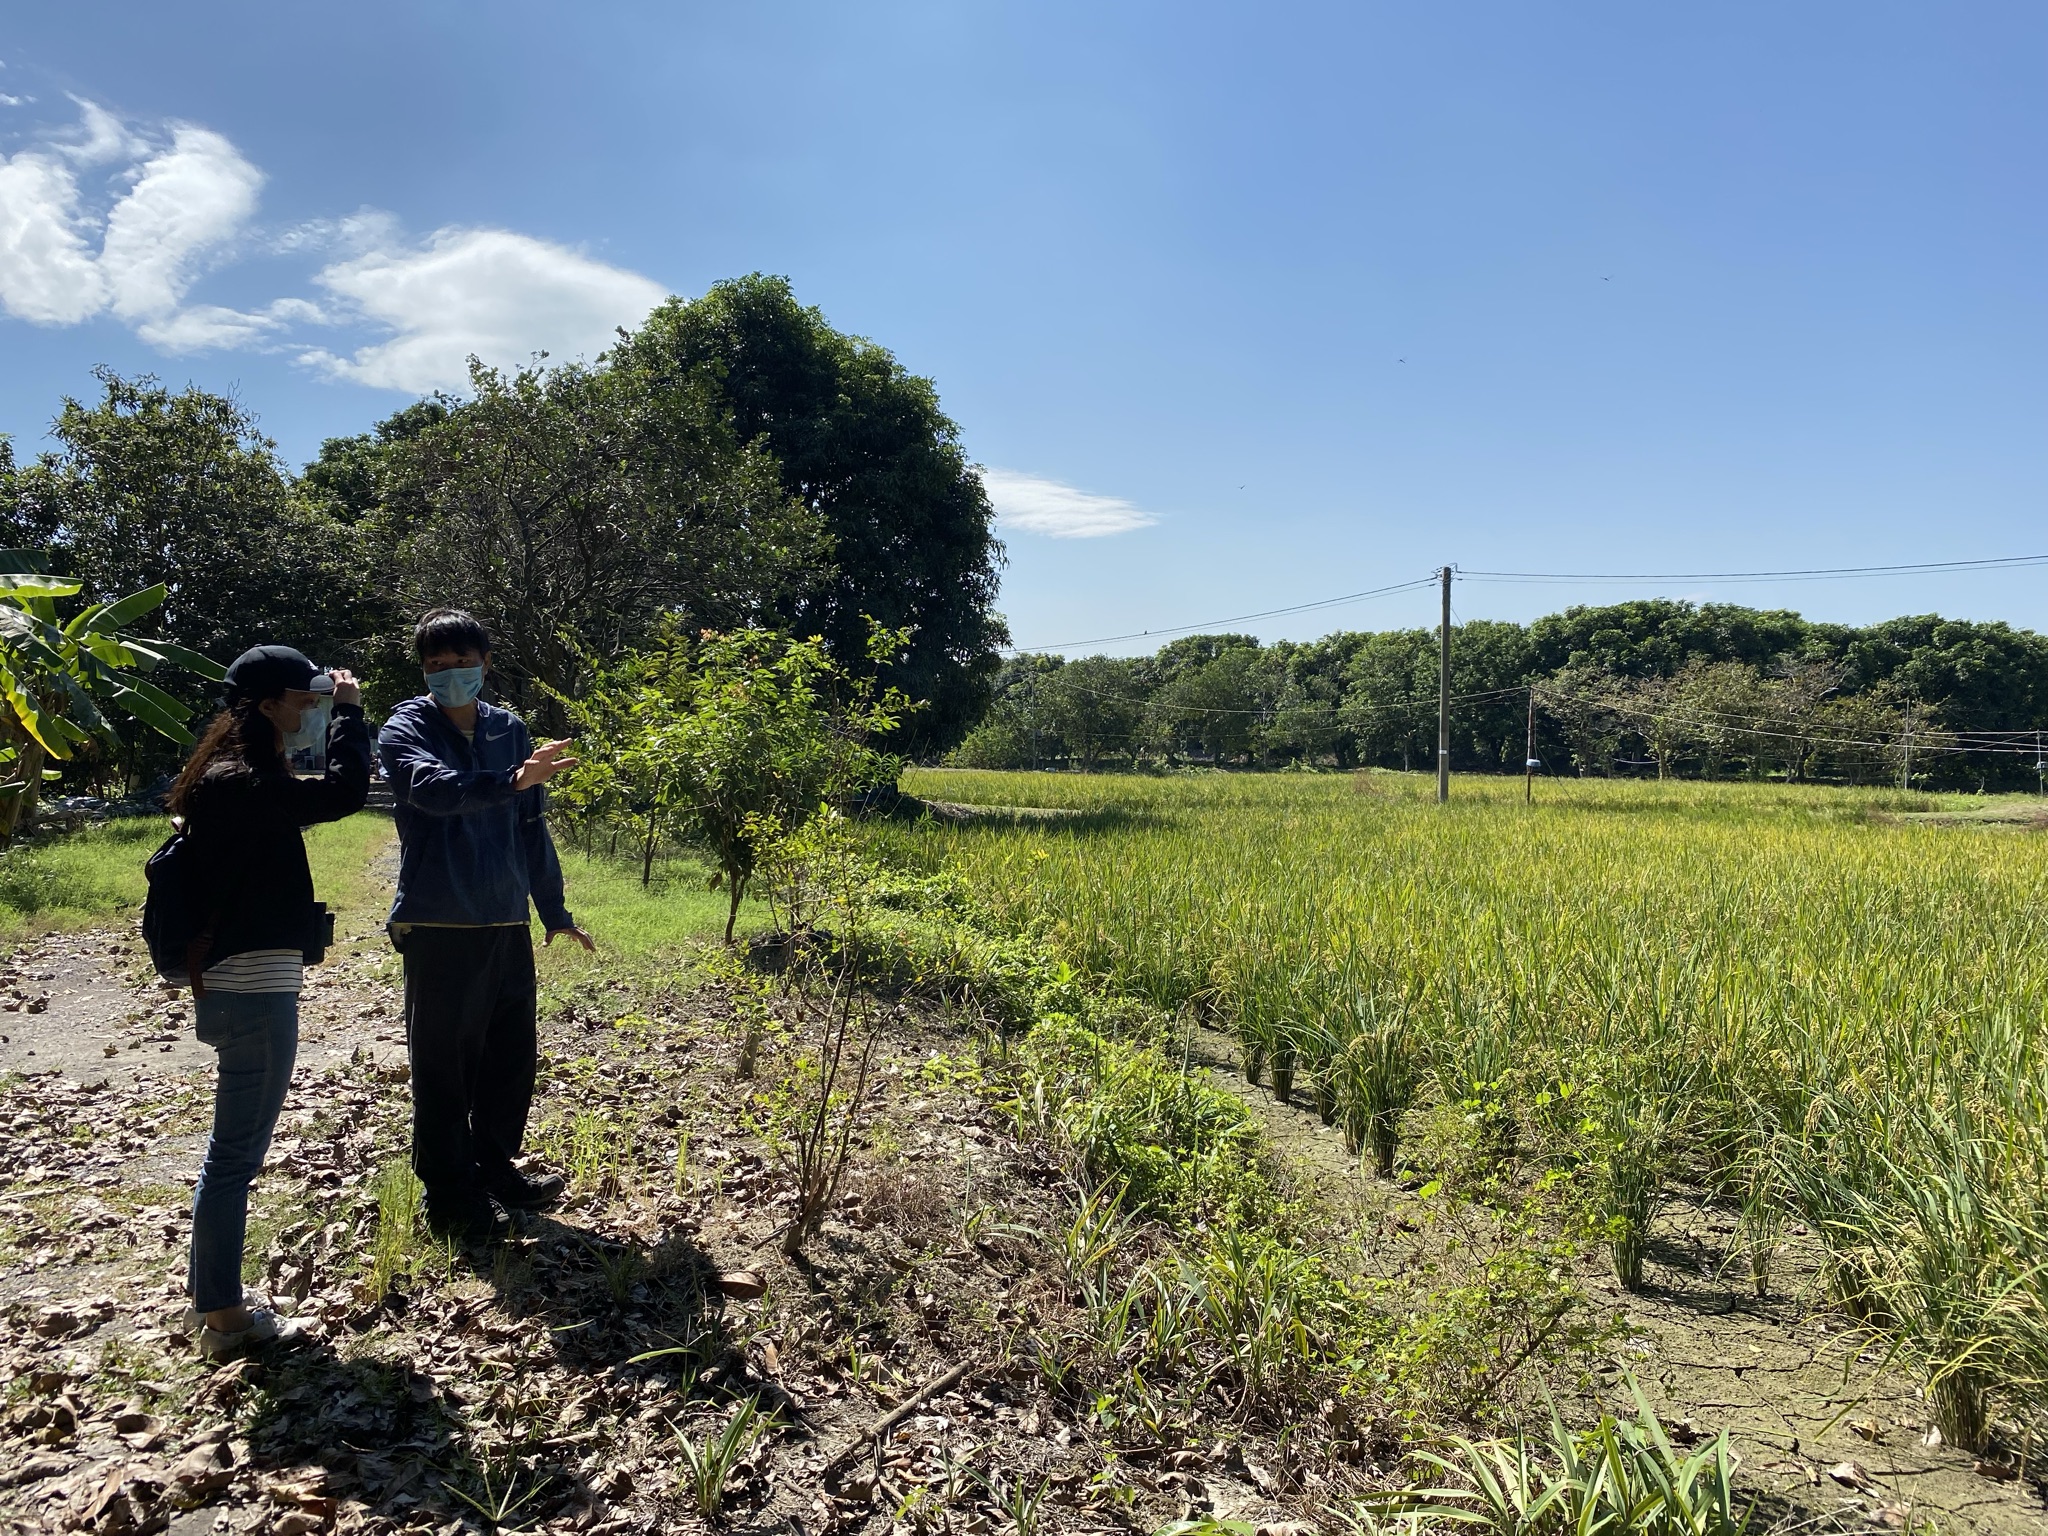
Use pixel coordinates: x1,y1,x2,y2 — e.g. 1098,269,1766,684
426,665,485,708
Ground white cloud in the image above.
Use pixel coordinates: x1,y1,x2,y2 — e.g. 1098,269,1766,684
303,227,667,391
99,126,263,322
983,469,1160,538
0,149,105,322
0,95,25,109
0,97,669,389
59,97,142,166
0,105,261,340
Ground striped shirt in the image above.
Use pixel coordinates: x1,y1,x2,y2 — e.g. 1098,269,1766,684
198,948,304,995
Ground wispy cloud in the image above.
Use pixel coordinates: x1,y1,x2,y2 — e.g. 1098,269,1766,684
983,469,1160,538
302,228,666,392
0,98,667,391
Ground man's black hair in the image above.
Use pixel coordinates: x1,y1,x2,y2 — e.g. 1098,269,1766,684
414,608,491,661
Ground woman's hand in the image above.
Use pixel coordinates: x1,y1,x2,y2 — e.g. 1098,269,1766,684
329,668,362,707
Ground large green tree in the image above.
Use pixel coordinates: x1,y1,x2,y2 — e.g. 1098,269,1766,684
0,370,378,729
363,356,829,725
617,275,1007,757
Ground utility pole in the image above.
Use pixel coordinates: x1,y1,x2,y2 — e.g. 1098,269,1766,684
1525,685,1537,805
1437,565,1452,804
2036,730,2043,797
1901,723,1913,792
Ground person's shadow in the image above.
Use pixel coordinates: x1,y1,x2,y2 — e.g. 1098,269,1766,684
234,1335,569,1530
234,1212,778,1531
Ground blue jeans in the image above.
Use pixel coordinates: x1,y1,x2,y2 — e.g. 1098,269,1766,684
189,991,298,1313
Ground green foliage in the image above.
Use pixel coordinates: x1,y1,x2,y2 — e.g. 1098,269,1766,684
0,370,371,755
0,550,223,837
365,1159,426,1304
1361,1375,1750,1536
365,353,828,724
1002,1016,1275,1225
674,1397,772,1521
617,274,1007,758
953,598,2048,787
553,620,912,941
882,768,2048,1430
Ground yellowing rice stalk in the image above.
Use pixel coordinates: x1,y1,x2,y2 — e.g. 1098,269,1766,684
877,769,2048,1448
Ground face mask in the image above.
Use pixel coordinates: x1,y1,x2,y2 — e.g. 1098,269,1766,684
427,666,485,708
282,696,332,780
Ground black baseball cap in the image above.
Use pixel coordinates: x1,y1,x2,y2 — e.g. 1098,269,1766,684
223,645,333,702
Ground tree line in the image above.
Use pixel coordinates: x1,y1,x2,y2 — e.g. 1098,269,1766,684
0,274,1007,801
954,602,2048,790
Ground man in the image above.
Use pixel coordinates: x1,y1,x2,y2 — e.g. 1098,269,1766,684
378,609,594,1241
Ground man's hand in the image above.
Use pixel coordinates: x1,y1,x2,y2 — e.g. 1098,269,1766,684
329,668,362,707
545,926,595,952
513,738,579,792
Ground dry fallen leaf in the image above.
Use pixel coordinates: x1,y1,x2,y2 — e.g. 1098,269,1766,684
1828,1461,1871,1490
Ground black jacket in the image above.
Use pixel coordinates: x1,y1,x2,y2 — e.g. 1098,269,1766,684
184,704,373,967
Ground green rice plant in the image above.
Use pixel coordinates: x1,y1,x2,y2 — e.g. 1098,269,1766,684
675,1396,772,1521
555,1108,628,1201
1055,1183,1133,1309
1586,1074,1672,1292
1288,1008,1346,1125
1188,1226,1337,1416
445,1447,553,1529
1791,1103,2047,1452
581,1235,648,1305
1331,994,1422,1178
1728,1141,1786,1300
981,1470,1050,1536
877,769,2048,1424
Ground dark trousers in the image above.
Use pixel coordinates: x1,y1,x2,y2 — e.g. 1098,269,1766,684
401,925,537,1208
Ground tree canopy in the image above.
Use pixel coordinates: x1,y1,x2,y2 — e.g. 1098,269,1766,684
618,275,1007,757
951,601,2048,791
2,273,1009,776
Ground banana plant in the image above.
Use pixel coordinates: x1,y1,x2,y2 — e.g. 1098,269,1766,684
0,549,224,842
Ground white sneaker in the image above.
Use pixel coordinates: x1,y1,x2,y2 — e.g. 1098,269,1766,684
179,1290,265,1334
197,1308,305,1360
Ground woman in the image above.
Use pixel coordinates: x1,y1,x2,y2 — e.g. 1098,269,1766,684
168,644,370,1358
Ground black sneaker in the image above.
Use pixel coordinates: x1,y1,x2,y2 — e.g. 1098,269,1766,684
425,1198,511,1245
487,1169,566,1212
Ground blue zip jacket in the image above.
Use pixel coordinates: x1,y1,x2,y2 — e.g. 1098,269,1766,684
377,696,573,931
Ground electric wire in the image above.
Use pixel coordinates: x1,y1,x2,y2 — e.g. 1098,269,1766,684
1462,554,2048,585
1006,552,2048,655
1002,576,1439,654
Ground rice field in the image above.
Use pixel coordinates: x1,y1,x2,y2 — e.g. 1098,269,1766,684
879,768,2048,1447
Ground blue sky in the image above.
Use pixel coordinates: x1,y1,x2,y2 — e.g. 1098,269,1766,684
2,2,2042,652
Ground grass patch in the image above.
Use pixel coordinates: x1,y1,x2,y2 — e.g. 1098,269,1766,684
0,809,398,950
305,812,400,936
0,816,160,936
536,846,773,980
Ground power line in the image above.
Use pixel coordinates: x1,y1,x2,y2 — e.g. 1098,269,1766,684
1462,554,2048,585
1028,676,1529,719
1006,552,2048,655
1559,688,2040,758
1002,576,1439,654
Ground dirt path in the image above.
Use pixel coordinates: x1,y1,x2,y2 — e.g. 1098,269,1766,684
1184,1019,2048,1534
0,925,1254,1536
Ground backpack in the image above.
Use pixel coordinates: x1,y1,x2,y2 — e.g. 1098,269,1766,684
141,823,217,989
